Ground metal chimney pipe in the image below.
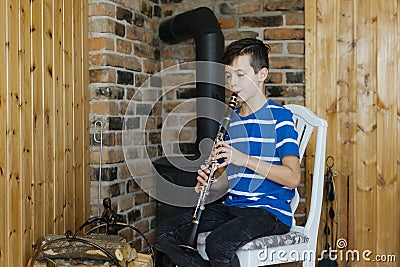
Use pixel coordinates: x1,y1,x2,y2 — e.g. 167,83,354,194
159,7,225,156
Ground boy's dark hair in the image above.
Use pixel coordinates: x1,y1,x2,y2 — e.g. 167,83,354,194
222,38,271,73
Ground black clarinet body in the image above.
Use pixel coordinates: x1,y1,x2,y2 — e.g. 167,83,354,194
179,93,238,251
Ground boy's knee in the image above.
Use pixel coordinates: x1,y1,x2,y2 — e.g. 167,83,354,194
205,234,228,259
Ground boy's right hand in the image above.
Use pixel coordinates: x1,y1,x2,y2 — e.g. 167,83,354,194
195,165,210,193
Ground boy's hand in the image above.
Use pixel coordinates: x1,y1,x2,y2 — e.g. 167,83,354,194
214,140,249,167
195,164,210,193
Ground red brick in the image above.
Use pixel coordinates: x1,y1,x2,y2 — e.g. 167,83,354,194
117,196,134,212
269,43,283,54
224,31,258,41
89,37,114,51
90,148,125,164
141,202,156,218
264,28,304,40
134,43,155,58
281,86,304,97
89,68,116,83
126,25,140,40
123,56,142,72
286,11,304,26
240,16,283,27
134,192,149,205
288,42,304,54
143,59,160,74
264,0,304,11
266,72,283,84
89,18,116,34
161,46,195,60
219,2,261,15
90,101,120,115
89,53,125,68
269,56,304,69
116,39,132,54
89,3,115,17
217,17,237,29
118,164,131,179
162,73,195,87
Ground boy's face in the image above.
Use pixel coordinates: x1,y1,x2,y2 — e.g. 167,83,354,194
225,54,267,104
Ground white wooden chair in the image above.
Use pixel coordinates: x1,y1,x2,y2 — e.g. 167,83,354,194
197,104,328,266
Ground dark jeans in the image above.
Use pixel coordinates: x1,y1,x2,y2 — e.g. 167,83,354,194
156,204,290,267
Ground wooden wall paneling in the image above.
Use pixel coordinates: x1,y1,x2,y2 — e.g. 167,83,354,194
20,0,34,260
64,0,75,232
31,0,46,249
376,0,397,258
336,0,356,247
8,1,23,266
0,0,89,264
306,0,400,264
355,0,378,259
54,0,65,234
73,0,90,228
43,0,56,235
396,0,400,258
0,1,8,266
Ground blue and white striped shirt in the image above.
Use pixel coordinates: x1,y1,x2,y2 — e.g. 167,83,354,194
223,99,299,227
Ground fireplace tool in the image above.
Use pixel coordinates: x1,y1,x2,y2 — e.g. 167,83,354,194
94,120,104,217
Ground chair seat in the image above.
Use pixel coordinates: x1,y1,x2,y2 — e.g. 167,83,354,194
198,230,309,250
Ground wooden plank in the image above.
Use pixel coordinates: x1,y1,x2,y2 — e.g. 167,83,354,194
396,0,400,259
0,0,8,265
64,0,75,232
43,0,56,234
53,0,65,234
314,0,337,254
81,0,90,227
73,0,90,229
31,0,46,250
20,0,34,261
335,0,356,249
355,0,377,261
305,0,316,111
7,0,23,266
376,0,397,260
304,0,317,229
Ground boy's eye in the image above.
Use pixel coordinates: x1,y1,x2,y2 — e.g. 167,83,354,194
237,73,245,77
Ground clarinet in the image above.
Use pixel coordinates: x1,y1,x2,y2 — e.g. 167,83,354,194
179,93,238,251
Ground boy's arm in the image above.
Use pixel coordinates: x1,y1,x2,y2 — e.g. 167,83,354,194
214,141,301,189
244,154,300,189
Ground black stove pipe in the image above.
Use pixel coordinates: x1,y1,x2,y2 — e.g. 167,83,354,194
159,7,225,156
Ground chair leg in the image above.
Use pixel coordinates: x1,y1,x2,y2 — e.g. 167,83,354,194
302,259,316,267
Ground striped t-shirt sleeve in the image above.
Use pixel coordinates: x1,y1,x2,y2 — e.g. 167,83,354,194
275,109,300,160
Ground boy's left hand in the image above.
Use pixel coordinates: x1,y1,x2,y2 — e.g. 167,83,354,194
214,140,249,167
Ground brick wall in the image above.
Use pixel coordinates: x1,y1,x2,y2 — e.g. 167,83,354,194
88,0,161,250
88,0,306,252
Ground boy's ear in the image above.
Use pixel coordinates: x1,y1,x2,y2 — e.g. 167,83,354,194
258,67,269,82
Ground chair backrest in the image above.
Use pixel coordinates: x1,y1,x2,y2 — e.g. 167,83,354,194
284,105,328,231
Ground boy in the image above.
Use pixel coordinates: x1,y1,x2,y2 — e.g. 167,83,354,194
156,38,301,267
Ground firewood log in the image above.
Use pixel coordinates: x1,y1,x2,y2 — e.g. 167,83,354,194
37,234,126,262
